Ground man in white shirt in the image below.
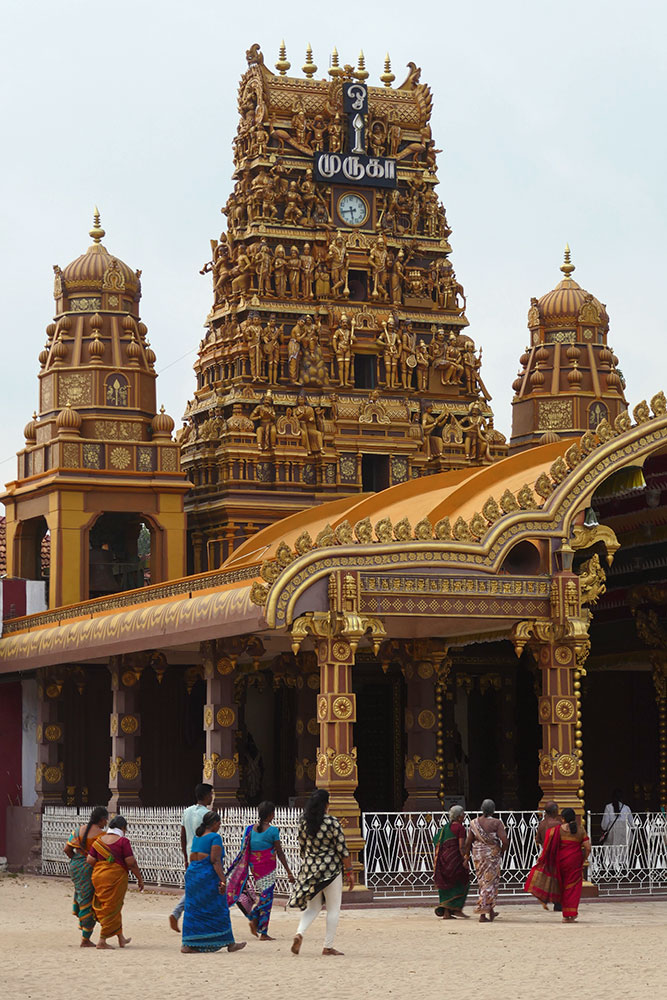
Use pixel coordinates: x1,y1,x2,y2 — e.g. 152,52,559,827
168,782,214,932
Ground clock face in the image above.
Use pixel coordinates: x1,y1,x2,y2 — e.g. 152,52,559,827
338,192,369,227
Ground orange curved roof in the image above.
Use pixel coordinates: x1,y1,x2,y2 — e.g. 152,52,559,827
223,439,575,570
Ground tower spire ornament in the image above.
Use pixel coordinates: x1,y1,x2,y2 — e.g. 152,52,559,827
275,39,290,75
302,43,317,78
560,243,575,279
89,206,105,245
355,50,369,82
328,46,343,78
380,53,395,88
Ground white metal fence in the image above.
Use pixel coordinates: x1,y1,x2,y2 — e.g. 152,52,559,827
42,806,667,899
41,805,303,896
587,812,667,896
362,810,541,898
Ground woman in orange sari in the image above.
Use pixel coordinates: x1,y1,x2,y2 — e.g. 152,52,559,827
86,815,144,949
525,807,590,922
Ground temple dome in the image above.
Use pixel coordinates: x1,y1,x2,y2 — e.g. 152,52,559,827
58,209,140,297
530,246,608,332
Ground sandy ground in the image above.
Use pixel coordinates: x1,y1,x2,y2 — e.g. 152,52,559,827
1,875,666,1000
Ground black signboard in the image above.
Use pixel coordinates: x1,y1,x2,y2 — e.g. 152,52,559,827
313,152,397,189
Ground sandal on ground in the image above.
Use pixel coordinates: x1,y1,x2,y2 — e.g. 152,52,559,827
434,905,446,918
227,942,247,952
260,934,275,941
322,948,344,955
291,933,303,955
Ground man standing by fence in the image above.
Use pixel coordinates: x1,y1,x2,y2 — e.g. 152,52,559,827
168,783,214,932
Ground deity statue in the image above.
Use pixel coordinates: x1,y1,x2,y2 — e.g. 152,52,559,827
244,312,264,381
369,234,389,300
294,390,324,454
415,340,430,391
287,317,306,382
327,232,349,298
287,246,301,298
328,113,343,153
387,114,401,157
292,99,309,147
389,249,406,305
283,180,304,225
440,334,464,386
273,244,287,299
462,341,481,395
300,316,327,387
230,245,252,304
300,243,315,300
461,401,491,462
370,119,387,157
399,322,417,390
332,314,356,387
314,260,330,300
250,391,277,451
312,115,327,151
377,316,401,389
262,315,282,384
421,405,447,459
255,239,273,297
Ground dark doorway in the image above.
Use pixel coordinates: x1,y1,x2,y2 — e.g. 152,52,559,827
354,666,404,812
467,686,501,807
516,655,541,807
354,353,377,389
347,269,368,301
362,454,390,493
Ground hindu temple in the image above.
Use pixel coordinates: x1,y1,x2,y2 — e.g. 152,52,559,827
0,43,665,880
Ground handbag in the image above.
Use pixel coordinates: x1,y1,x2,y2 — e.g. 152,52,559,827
598,810,621,845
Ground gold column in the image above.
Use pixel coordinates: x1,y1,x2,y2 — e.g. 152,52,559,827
201,640,240,807
35,669,66,808
403,642,447,811
513,570,589,815
108,656,143,811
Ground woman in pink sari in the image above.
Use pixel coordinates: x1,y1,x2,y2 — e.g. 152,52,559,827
525,807,590,922
463,799,508,923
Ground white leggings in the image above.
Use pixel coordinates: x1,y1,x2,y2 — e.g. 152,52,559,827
296,872,343,949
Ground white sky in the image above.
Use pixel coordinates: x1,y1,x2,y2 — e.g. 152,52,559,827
1,0,665,475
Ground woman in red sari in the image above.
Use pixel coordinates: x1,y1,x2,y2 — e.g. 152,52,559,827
433,804,469,919
525,807,590,922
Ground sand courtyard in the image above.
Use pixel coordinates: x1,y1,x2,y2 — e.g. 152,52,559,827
2,874,666,999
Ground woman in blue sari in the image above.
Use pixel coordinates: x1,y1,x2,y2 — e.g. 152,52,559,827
181,811,246,954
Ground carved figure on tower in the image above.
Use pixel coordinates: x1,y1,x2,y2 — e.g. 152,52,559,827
333,314,356,387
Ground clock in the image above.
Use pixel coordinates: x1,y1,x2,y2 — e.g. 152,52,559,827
337,192,370,228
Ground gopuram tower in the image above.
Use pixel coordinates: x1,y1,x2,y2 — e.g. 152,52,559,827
510,247,628,452
1,212,189,609
181,43,507,572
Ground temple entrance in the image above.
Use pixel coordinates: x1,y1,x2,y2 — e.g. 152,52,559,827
354,664,405,812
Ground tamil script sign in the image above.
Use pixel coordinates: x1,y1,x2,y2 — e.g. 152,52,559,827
313,152,397,189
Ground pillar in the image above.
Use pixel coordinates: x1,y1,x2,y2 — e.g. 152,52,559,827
108,656,143,811
294,652,318,805
438,659,459,804
499,664,520,808
651,654,667,809
34,669,66,808
201,640,240,808
315,632,363,872
532,632,588,815
403,648,444,811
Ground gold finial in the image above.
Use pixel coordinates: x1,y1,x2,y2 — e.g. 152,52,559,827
89,206,105,244
302,43,317,78
560,243,575,279
328,46,344,78
275,39,291,75
380,52,395,88
355,50,369,82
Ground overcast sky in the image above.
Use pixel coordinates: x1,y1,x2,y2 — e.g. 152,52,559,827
1,0,664,476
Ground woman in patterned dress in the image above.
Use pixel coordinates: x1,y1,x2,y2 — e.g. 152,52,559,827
63,806,109,946
290,789,354,956
463,799,508,923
